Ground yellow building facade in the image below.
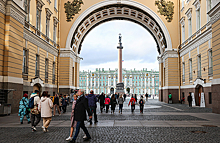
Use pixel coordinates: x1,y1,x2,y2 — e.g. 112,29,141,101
0,0,219,114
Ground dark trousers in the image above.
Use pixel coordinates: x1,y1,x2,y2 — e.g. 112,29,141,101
89,107,97,122
62,105,67,113
131,105,135,112
119,104,123,113
189,101,192,107
140,105,144,113
73,121,91,141
100,105,104,113
105,105,109,113
31,113,41,127
59,106,62,112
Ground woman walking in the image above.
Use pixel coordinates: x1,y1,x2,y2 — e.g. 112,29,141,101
105,95,110,113
118,94,124,114
128,96,136,113
110,94,117,114
38,91,53,132
138,95,145,113
18,93,31,124
98,92,105,113
66,94,78,141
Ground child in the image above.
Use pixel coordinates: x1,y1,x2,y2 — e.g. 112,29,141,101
66,94,78,141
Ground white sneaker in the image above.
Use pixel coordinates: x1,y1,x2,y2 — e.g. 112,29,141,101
32,126,37,131
83,135,87,139
43,128,47,132
66,136,73,141
42,126,45,129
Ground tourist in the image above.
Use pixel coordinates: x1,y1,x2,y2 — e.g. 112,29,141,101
138,95,145,113
62,95,68,113
71,89,92,142
53,94,61,116
38,91,53,132
187,93,192,107
105,95,110,113
66,94,78,141
118,94,124,114
123,93,126,101
128,96,136,113
145,93,148,101
87,90,98,125
98,92,105,113
18,93,31,124
134,94,137,103
168,93,172,104
110,94,117,114
59,94,63,112
30,91,41,132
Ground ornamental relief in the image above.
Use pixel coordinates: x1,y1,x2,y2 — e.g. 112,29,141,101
155,0,174,22
64,0,84,22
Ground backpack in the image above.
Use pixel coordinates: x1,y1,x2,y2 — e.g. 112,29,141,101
28,97,35,109
139,99,143,105
131,99,135,105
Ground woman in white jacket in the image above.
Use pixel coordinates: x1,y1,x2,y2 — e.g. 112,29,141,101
38,91,53,132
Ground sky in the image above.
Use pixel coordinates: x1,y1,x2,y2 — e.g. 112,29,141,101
80,20,159,72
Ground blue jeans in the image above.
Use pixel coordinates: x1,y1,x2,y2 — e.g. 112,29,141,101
73,121,91,140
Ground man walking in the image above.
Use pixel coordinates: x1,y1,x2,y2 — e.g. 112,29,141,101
53,94,61,116
30,90,41,132
98,92,105,113
187,93,192,107
87,90,98,125
72,89,92,142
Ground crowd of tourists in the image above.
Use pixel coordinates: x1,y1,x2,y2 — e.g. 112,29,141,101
18,89,148,142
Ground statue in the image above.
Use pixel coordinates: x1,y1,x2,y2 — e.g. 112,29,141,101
119,33,122,43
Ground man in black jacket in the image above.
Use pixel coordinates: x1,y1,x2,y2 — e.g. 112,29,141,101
72,89,92,142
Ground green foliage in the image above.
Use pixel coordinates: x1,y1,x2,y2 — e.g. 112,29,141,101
155,0,174,22
64,0,84,22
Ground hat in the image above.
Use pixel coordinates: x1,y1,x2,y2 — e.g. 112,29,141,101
23,93,28,98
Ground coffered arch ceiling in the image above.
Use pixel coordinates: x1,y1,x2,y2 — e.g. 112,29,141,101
65,1,173,56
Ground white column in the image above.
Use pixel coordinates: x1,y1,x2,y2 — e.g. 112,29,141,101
114,75,116,86
125,75,127,87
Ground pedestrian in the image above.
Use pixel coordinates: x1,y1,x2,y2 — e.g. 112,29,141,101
168,93,172,104
118,94,124,114
98,92,105,113
18,93,31,124
145,93,148,101
187,93,192,107
128,96,136,113
59,94,63,112
110,94,117,114
87,90,98,125
53,94,61,116
66,94,78,141
123,94,126,101
30,91,41,132
134,94,137,103
71,89,92,142
138,95,145,113
62,95,68,113
105,95,110,113
38,91,53,132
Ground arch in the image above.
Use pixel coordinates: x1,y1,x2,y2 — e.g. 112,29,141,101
65,0,173,55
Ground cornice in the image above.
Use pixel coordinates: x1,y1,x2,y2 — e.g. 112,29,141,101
24,28,58,56
193,0,200,10
161,50,178,62
208,2,220,24
36,0,45,10
45,8,53,19
185,8,192,19
53,16,59,27
180,26,212,57
0,0,6,14
6,0,26,25
180,16,185,26
60,49,77,62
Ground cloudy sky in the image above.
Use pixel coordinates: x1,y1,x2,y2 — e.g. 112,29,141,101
80,20,159,72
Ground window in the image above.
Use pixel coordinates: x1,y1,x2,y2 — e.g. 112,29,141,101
189,59,192,80
209,92,212,104
46,18,50,37
23,49,28,74
197,55,201,78
188,18,192,37
182,0,184,9
196,8,201,30
208,49,213,75
182,62,185,82
53,24,57,42
207,0,212,21
36,9,41,31
24,0,30,21
35,55,39,77
182,25,185,42
45,59,49,83
54,0,57,10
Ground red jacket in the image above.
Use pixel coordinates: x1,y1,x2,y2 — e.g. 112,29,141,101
128,98,136,106
105,97,110,105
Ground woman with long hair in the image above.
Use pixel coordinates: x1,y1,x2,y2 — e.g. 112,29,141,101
118,94,124,114
110,94,117,114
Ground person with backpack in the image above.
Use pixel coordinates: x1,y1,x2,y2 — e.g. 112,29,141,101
105,95,110,113
18,93,31,124
110,94,117,114
87,90,98,125
128,96,136,113
118,94,124,114
29,91,41,132
138,95,145,113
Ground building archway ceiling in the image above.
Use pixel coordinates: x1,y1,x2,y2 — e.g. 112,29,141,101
69,4,168,55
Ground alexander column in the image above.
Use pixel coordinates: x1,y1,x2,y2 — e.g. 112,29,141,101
116,33,124,94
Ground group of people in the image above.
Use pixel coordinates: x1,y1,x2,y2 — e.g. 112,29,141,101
18,90,70,133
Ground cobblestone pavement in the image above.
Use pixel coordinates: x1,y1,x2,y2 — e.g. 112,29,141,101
0,99,219,143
